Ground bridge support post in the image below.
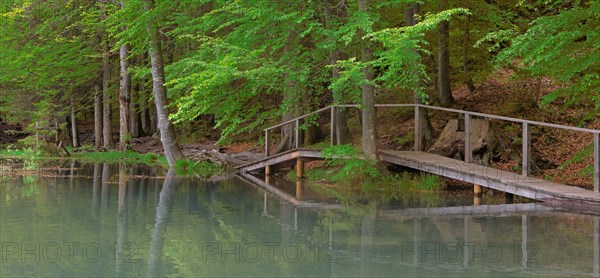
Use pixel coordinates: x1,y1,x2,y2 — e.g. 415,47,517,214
473,184,482,206
296,159,305,179
414,106,422,151
594,133,599,192
265,165,271,176
522,123,531,177
296,180,304,199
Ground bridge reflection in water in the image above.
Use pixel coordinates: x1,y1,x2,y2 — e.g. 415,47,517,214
238,172,600,277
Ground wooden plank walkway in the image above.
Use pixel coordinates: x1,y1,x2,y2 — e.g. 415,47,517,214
379,150,600,206
237,148,600,208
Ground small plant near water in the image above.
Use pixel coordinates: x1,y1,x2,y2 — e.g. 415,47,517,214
321,144,380,182
175,159,225,177
22,147,42,170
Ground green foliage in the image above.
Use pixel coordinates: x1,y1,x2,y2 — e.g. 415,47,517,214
321,144,380,182
174,159,225,177
393,131,414,147
559,143,594,177
494,1,600,117
22,148,42,171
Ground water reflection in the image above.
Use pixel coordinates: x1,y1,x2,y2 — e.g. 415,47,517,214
148,169,181,277
0,163,599,277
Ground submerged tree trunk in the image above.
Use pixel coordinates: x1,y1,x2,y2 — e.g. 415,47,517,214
407,4,436,148
102,37,114,149
438,0,454,107
70,94,80,148
144,0,185,167
94,83,103,148
119,21,131,150
359,0,378,160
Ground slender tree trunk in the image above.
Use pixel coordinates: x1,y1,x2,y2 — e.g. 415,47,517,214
407,4,436,148
324,2,351,145
141,98,151,135
332,51,352,145
94,83,103,148
359,0,378,160
272,31,298,155
130,83,141,138
139,53,152,135
462,14,476,93
70,94,80,148
144,0,185,167
102,38,114,149
119,22,131,150
438,0,454,106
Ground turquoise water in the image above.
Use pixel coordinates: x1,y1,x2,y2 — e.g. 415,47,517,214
1,163,599,277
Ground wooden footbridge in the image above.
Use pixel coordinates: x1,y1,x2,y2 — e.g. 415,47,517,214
237,104,600,209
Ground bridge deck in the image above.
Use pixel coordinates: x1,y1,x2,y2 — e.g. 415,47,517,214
237,148,600,207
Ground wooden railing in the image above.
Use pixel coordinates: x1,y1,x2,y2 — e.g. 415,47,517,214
263,104,600,192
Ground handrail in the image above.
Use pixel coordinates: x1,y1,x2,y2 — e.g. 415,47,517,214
262,103,599,192
416,104,600,134
265,103,599,134
264,106,333,131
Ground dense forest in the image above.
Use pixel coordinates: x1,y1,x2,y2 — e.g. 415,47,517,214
0,0,598,168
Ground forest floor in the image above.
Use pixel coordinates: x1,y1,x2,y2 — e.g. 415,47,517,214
375,68,600,189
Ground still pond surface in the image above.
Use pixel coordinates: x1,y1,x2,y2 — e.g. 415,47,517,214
1,163,599,277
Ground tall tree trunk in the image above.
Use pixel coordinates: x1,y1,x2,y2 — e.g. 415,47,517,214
70,94,80,148
438,0,454,107
141,98,151,136
119,19,131,150
144,0,185,167
407,4,436,148
94,83,103,148
324,1,351,145
462,14,476,93
359,0,378,160
332,51,352,145
271,31,298,155
102,38,114,149
139,53,152,135
129,82,141,138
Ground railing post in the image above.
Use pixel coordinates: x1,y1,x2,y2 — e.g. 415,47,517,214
465,113,472,163
295,119,300,149
330,106,336,146
414,106,422,151
522,123,531,177
594,133,599,192
264,130,270,158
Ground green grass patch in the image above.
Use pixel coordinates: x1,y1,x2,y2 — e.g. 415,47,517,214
70,151,168,166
